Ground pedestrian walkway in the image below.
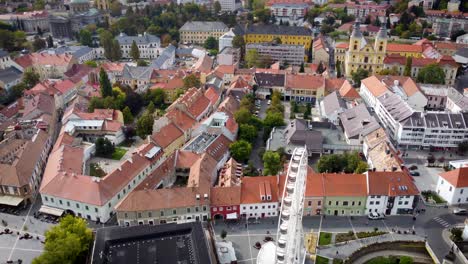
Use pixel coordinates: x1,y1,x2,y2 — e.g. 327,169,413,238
433,217,450,228
317,233,425,260
350,250,433,264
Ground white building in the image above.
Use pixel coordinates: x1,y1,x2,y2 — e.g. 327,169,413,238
219,29,236,52
446,87,468,114
436,168,468,205
218,0,241,12
41,46,97,64
366,171,419,215
269,2,309,25
240,176,279,219
246,42,305,66
116,32,163,59
319,91,348,125
456,33,468,44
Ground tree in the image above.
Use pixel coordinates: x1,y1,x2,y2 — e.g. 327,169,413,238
232,35,245,51
99,68,112,97
123,106,134,124
264,111,284,127
79,29,93,47
316,152,366,173
99,30,114,60
33,0,46,10
417,64,446,84
229,140,252,163
144,88,166,107
183,74,201,88
214,1,221,14
299,62,305,73
136,112,154,138
351,68,369,87
336,60,342,78
46,35,54,48
204,36,218,50
404,57,412,76
220,229,227,239
95,137,115,157
110,0,122,17
32,215,93,264
235,108,253,125
84,60,98,68
239,124,258,143
32,37,46,51
246,49,260,68
316,61,325,74
111,39,122,61
254,8,271,23
147,101,155,114
130,40,140,61
263,151,282,175
23,69,40,88
303,103,311,119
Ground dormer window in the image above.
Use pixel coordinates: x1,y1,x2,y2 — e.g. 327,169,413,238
267,195,271,201
261,195,265,201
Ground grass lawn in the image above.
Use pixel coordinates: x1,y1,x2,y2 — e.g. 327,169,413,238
90,163,106,177
333,259,343,264
316,255,330,264
421,191,446,204
335,232,355,243
365,256,413,264
111,147,127,160
356,231,387,239
118,140,134,147
319,232,332,246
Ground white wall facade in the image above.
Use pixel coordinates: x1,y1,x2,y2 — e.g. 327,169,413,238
240,202,278,219
436,176,468,205
366,195,387,214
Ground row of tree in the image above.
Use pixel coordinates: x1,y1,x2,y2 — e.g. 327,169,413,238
316,152,368,174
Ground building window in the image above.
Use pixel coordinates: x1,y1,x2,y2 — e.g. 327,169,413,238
161,211,164,216
85,205,89,210
449,186,452,191
187,208,191,213
213,208,217,212
308,201,312,206
461,189,464,194
343,201,348,206
203,206,207,211
328,201,331,206
95,208,98,213
76,203,80,209
318,201,321,206
358,201,361,206
335,201,338,206
59,200,62,205
138,213,142,218
352,201,355,206
370,201,374,205
398,201,403,205
67,201,70,206
375,201,380,205
173,210,176,215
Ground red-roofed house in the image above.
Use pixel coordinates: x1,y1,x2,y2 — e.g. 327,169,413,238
210,186,241,220
366,171,419,215
322,173,368,216
240,176,279,219
150,122,185,157
166,87,212,121
15,53,76,79
436,168,468,205
284,73,326,103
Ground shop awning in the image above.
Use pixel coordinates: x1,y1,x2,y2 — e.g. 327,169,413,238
0,195,24,206
39,205,64,217
226,213,238,220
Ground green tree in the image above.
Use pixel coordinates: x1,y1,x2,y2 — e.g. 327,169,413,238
336,60,342,78
214,1,221,14
246,49,260,68
99,67,112,97
110,0,122,17
204,36,218,50
299,62,305,73
123,106,134,124
46,35,54,48
229,140,252,163
417,64,446,84
32,215,93,264
147,101,155,114
144,88,166,107
303,103,311,119
79,29,93,47
136,112,154,138
23,69,40,88
232,35,245,53
95,137,115,157
263,151,282,175
173,88,185,101
84,60,98,68
33,0,46,10
130,40,140,61
254,8,271,23
239,124,258,143
99,30,114,60
399,256,414,264
137,59,148,66
183,74,201,88
235,108,253,125
32,36,46,51
264,111,285,128
111,39,122,61
351,68,369,87
404,57,412,76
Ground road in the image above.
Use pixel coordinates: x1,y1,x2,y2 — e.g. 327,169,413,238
249,100,269,169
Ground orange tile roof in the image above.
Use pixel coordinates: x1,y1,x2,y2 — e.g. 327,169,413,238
325,78,346,92
336,43,349,49
339,80,360,99
285,74,324,90
204,87,220,106
361,76,389,97
306,168,324,197
216,65,236,75
192,55,213,74
210,186,241,206
151,122,184,149
367,171,419,196
439,168,468,188
386,43,423,53
375,75,421,97
225,116,238,134
176,150,201,168
205,134,232,162
241,176,279,204
100,62,125,72
322,173,367,197
151,77,184,91
15,53,73,68
165,108,196,132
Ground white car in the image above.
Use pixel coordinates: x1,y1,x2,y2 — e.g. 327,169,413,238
267,100,271,105
368,212,385,220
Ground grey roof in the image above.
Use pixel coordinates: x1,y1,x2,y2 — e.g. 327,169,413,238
116,32,160,45
45,45,93,59
376,24,388,39
0,49,8,58
245,24,312,36
122,65,153,80
340,104,380,139
377,93,413,122
285,119,323,152
447,87,468,111
150,44,175,69
454,47,468,58
180,21,228,32
0,67,22,84
254,72,285,87
351,20,363,38
321,91,347,116
425,112,467,129
401,112,426,127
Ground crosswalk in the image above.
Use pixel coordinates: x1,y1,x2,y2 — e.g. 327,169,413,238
433,217,450,228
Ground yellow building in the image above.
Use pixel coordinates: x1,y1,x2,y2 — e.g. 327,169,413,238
151,122,185,158
243,24,313,59
94,0,110,10
344,20,388,77
180,21,229,44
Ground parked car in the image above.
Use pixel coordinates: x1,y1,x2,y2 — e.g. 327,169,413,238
410,171,420,176
267,100,271,105
368,212,385,220
409,165,418,170
453,208,467,215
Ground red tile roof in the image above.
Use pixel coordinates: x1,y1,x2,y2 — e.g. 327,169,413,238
339,80,360,99
15,53,73,68
241,176,279,204
439,168,468,188
151,122,184,149
361,76,389,97
0,99,23,118
322,173,367,197
367,171,419,196
386,43,423,53
210,186,241,206
285,74,324,90
165,108,196,132
205,134,232,162
204,87,220,106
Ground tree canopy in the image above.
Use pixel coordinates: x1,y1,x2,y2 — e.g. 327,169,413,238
351,68,369,87
230,140,252,163
79,29,93,47
32,215,93,264
136,111,154,138
183,74,201,88
317,152,368,173
263,151,282,175
417,63,446,85
99,67,113,97
130,40,140,61
95,137,115,157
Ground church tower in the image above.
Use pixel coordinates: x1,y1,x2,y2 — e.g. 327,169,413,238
374,22,388,54
349,19,366,52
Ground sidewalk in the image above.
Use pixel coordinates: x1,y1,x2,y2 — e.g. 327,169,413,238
317,233,424,259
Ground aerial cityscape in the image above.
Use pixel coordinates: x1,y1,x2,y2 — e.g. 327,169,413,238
0,0,467,263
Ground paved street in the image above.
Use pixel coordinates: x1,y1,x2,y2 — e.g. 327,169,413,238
249,99,269,169
212,203,467,264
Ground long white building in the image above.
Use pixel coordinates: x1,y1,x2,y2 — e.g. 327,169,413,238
436,168,468,205
115,32,163,59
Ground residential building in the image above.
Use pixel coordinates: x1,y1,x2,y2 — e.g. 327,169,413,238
26,79,79,110
210,186,241,220
219,29,236,52
94,0,111,10
383,54,459,85
150,44,176,70
14,53,76,79
0,67,22,91
436,168,468,205
362,128,402,172
120,65,153,90
432,18,468,38
219,0,241,12
322,173,367,216
312,36,329,65
303,167,324,216
453,47,468,67
180,21,229,44
240,176,279,219
151,122,185,157
375,93,414,139
408,0,434,10
0,50,19,70
267,1,309,25
284,73,327,103
49,9,104,39
246,42,305,65
254,71,285,99
340,104,380,145
330,2,390,19
166,87,212,122
116,32,163,59
192,111,238,142
446,87,468,114
42,45,97,64
0,10,49,34
243,24,313,56
319,91,348,125
419,84,449,110
366,171,419,215
217,47,241,66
